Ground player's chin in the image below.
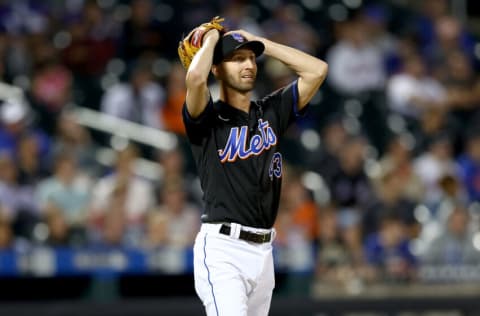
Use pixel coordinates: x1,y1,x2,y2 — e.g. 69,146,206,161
237,81,255,91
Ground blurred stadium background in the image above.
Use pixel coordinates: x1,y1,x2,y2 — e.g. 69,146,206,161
1,0,480,315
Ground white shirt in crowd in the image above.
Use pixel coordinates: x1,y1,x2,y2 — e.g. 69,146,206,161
327,40,386,95
387,74,446,118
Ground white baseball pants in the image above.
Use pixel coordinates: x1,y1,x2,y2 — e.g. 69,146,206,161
193,223,275,316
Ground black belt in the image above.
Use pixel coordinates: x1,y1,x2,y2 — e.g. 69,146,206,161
219,224,272,243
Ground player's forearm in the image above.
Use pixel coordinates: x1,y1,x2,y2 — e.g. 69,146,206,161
261,38,326,78
185,31,219,118
260,37,328,108
186,31,219,88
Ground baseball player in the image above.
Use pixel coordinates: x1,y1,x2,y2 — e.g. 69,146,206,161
178,17,328,316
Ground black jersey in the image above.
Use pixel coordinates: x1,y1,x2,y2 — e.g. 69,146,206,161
183,80,305,229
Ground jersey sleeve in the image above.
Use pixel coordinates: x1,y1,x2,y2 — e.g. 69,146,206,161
263,79,307,135
182,98,214,145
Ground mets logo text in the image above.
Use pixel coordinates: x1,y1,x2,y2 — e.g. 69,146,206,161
218,119,277,163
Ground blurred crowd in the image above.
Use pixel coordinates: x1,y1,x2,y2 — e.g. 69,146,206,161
1,0,480,292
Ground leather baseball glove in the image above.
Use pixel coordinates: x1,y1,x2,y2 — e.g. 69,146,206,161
178,16,225,69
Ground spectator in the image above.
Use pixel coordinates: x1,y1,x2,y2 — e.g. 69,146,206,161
100,60,165,129
387,54,446,127
61,0,118,77
364,212,417,283
376,134,425,202
155,145,202,206
326,18,385,96
262,5,320,55
308,114,348,181
90,176,140,248
315,205,366,288
96,208,128,248
424,15,477,78
30,44,73,135
89,143,155,227
411,105,459,155
151,178,200,248
52,111,101,177
360,4,398,65
325,134,376,214
220,1,264,37
274,166,318,274
457,129,480,203
413,0,450,51
367,165,420,239
0,152,27,217
421,204,480,266
60,0,118,108
35,151,92,227
315,206,352,285
16,132,50,186
277,167,319,243
413,133,459,208
161,61,187,135
44,208,82,247
0,213,13,250
142,210,169,249
117,0,165,63
442,50,480,129
0,151,39,238
0,98,51,159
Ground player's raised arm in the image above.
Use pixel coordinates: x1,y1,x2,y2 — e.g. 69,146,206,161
184,30,219,118
178,17,224,118
229,30,328,111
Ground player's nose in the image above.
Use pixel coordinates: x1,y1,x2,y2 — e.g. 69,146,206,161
244,57,256,69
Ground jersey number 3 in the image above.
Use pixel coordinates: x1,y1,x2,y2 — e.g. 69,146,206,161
269,152,282,180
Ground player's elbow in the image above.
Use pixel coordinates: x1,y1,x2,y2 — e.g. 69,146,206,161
301,60,328,89
311,60,328,83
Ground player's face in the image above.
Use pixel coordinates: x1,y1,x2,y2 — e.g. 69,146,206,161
218,49,257,93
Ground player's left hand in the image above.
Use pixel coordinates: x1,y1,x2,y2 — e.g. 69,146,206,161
178,16,226,69
225,29,261,43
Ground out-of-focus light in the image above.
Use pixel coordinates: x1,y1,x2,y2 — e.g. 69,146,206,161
342,116,360,134
12,75,30,91
260,0,280,11
344,99,362,117
113,4,131,22
153,58,171,78
365,158,381,178
97,0,115,9
96,148,116,166
53,31,71,49
343,0,362,9
155,4,174,22
387,114,406,133
107,58,126,76
301,171,330,205
473,232,480,251
100,73,119,91
328,4,348,22
300,129,321,151
475,43,480,60
414,204,431,223
110,135,129,151
33,223,49,242
301,0,323,11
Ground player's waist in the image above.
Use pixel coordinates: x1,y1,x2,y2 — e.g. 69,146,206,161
200,222,275,244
